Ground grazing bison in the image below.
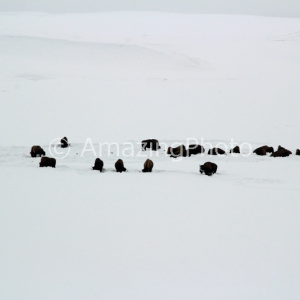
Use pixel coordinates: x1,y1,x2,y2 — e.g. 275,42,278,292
30,145,46,157
187,144,205,156
115,159,126,173
141,139,160,151
230,146,240,154
39,157,56,168
253,145,274,155
142,159,154,173
92,158,104,172
200,162,218,176
296,149,300,156
208,148,226,155
169,145,187,158
271,149,291,157
61,137,69,148
277,145,292,155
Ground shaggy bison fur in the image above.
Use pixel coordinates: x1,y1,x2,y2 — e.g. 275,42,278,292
30,145,46,157
168,145,187,158
187,144,205,156
230,146,240,154
142,139,161,151
92,158,104,172
200,162,218,176
39,157,56,168
253,145,274,156
142,159,154,172
61,137,69,148
115,159,126,173
208,148,226,155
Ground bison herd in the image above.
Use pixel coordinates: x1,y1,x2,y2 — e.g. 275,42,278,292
91,158,153,173
30,138,300,176
253,145,293,157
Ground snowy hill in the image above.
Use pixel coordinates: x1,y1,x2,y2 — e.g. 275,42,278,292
0,12,300,300
1,12,300,146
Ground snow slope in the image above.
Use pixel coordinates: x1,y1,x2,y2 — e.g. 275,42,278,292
0,12,300,300
0,12,300,146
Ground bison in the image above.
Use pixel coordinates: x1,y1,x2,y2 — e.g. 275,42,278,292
230,146,240,154
253,145,274,156
296,149,300,156
142,159,154,173
271,149,291,157
254,148,267,156
168,145,187,158
200,162,218,176
187,144,205,156
39,157,56,168
115,159,126,173
208,148,226,155
277,145,292,155
92,158,104,172
61,137,69,148
30,145,46,157
141,139,161,151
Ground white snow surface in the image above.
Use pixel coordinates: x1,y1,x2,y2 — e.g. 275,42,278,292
0,12,300,300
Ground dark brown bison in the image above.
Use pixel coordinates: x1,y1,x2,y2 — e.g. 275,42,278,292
61,137,69,148
92,158,104,172
277,145,292,155
115,159,126,173
142,139,160,151
253,145,274,155
230,146,240,154
200,162,218,176
271,149,291,157
39,157,56,168
30,145,46,157
254,148,267,156
296,149,300,156
142,159,154,172
187,144,205,156
169,145,187,158
208,148,226,155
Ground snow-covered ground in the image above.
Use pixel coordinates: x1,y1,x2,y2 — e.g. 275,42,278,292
0,12,300,300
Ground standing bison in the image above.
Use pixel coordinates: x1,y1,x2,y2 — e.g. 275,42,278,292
200,162,218,176
39,157,56,168
30,145,46,157
61,137,69,148
142,159,154,172
115,159,126,173
296,149,300,156
92,158,104,172
141,139,161,151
